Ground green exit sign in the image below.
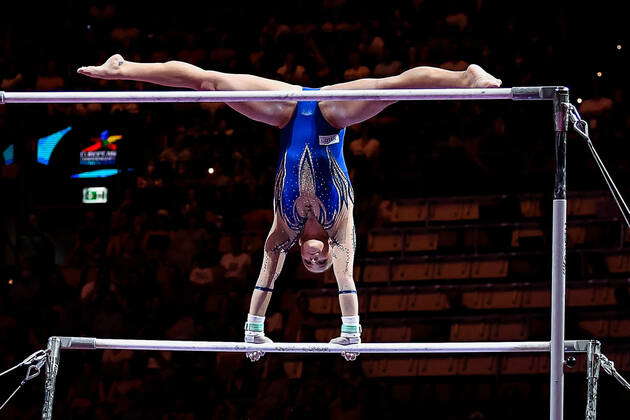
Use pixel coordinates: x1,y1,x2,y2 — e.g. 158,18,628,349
82,187,108,204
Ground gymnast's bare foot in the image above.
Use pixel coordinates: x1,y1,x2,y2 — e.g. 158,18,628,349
77,54,125,80
465,64,502,88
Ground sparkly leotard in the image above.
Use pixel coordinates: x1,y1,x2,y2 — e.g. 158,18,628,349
273,87,354,248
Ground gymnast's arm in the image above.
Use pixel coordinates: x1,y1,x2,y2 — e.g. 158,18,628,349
247,213,294,316
329,210,359,316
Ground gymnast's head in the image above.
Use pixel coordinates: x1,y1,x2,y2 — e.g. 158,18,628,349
299,237,333,273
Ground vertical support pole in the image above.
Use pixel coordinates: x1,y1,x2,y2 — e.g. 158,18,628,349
41,337,61,420
585,340,601,420
550,87,570,420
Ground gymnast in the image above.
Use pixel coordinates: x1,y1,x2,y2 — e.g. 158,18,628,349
78,54,501,361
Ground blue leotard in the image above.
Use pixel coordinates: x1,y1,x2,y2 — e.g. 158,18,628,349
273,87,354,243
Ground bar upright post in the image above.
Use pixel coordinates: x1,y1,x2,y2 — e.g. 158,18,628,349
550,87,570,420
585,340,602,420
41,337,61,420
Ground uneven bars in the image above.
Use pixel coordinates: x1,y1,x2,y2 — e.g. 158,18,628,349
54,337,590,354
0,86,562,104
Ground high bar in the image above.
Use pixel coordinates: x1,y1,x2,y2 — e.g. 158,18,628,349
55,337,589,353
0,87,565,104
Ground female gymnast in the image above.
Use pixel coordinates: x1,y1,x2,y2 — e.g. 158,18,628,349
78,54,501,360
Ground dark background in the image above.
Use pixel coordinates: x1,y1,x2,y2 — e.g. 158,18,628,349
1,0,629,419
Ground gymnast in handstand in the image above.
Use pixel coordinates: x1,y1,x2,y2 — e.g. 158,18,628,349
78,53,501,360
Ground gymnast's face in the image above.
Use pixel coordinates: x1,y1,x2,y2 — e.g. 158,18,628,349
300,238,332,273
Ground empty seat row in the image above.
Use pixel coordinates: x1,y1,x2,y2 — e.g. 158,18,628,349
361,352,630,378
450,321,529,341
385,194,607,224
278,351,630,379
578,319,630,337
368,231,438,253
368,225,608,253
362,260,509,283
315,326,413,343
388,200,480,223
512,226,595,248
361,355,551,377
520,195,607,218
368,229,496,253
314,321,530,342
307,286,623,314
454,287,616,310
362,254,630,282
606,254,630,273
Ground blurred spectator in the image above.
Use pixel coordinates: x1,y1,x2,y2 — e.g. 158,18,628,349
106,360,143,410
445,12,469,32
92,292,127,336
348,124,382,198
205,164,231,188
579,83,614,131
250,359,290,419
67,361,106,413
220,236,252,287
144,209,172,257
276,52,310,84
580,96,613,117
266,310,284,337
166,314,197,340
343,52,370,81
348,124,381,160
189,260,215,286
189,238,218,287
329,383,363,419
106,210,130,259
110,26,140,50
102,348,134,379
373,47,402,77
169,212,208,272
1,71,23,90
283,293,317,341
18,213,56,273
35,60,65,90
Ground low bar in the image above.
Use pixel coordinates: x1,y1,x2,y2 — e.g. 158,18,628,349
0,87,563,104
55,337,589,354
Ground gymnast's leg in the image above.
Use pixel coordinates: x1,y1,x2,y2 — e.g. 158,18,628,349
78,53,300,127
319,64,502,129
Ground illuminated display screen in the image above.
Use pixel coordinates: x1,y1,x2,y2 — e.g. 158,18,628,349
26,118,138,207
35,125,127,169
37,126,72,165
80,130,123,166
71,168,133,179
2,144,14,165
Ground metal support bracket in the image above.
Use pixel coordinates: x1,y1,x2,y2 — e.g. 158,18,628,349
585,340,601,420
